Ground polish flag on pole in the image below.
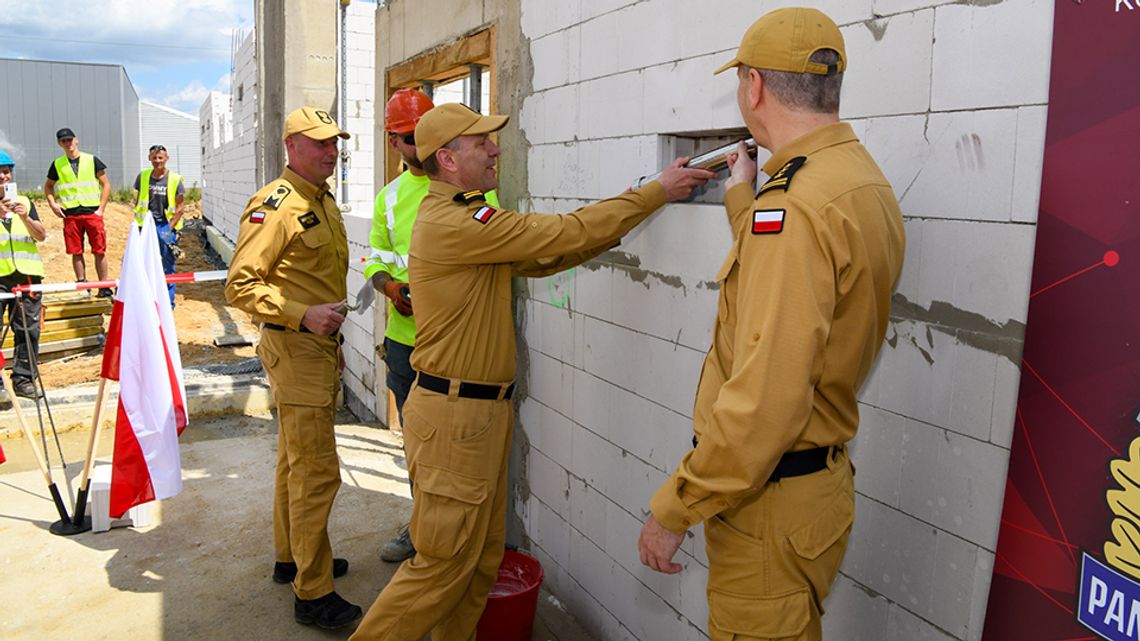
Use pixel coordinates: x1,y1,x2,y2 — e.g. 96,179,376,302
103,215,187,518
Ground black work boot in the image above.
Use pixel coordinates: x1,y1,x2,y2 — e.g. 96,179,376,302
13,380,42,399
294,591,362,630
273,558,349,584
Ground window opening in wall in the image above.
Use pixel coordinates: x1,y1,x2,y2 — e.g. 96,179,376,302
655,127,768,204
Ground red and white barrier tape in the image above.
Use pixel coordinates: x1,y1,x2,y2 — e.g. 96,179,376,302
0,270,228,300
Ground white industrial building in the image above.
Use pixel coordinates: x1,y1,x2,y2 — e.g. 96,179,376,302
140,101,201,186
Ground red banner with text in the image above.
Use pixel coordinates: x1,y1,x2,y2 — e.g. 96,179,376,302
981,3,1140,640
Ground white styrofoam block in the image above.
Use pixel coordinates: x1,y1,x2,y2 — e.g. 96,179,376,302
850,405,906,508
531,27,582,91
578,10,620,82
822,574,893,641
577,72,644,140
521,0,582,39
931,0,1053,111
840,10,934,119
1011,105,1048,224
869,110,1020,221
898,419,1009,548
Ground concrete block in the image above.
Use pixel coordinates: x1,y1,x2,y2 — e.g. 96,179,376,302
528,348,576,418
926,533,982,638
642,53,727,135
990,358,1020,449
1011,105,1048,223
535,494,572,568
530,448,571,514
401,0,483,56
579,0,636,23
850,405,905,508
866,110,1020,221
967,550,995,641
884,603,959,641
521,0,581,39
578,10,620,82
529,299,580,367
569,472,609,546
525,397,574,469
840,10,933,119
603,499,682,609
872,0,955,15
931,0,1053,110
844,495,937,617
581,316,704,416
822,574,893,641
531,27,581,91
577,72,644,140
613,0,685,73
898,419,1008,548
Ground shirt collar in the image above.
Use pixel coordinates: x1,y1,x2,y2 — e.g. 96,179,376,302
761,122,858,178
282,167,330,201
428,179,467,200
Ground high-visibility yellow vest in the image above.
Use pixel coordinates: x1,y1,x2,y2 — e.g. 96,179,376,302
363,170,499,346
0,195,45,277
134,169,184,230
52,153,101,209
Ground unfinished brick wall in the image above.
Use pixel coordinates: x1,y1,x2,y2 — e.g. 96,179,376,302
514,1,1052,640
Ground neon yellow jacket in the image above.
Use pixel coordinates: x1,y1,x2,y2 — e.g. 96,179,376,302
364,170,498,347
0,195,44,277
134,169,184,230
52,153,101,209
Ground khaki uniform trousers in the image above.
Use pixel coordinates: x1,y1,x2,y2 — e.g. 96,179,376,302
705,447,854,641
351,382,513,641
258,329,343,600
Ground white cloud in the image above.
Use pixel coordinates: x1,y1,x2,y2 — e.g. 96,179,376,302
0,0,253,67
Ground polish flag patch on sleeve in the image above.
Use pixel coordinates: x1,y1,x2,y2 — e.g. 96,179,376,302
473,205,497,224
752,209,785,234
249,211,266,224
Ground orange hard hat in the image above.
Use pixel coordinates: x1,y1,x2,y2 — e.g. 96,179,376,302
385,88,434,134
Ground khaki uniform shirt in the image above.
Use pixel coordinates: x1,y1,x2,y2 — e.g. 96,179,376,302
225,167,349,327
651,123,906,532
408,180,667,383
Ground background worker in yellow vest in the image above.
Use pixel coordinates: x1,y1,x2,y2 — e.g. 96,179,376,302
43,128,112,297
363,89,501,564
132,144,185,307
0,150,47,399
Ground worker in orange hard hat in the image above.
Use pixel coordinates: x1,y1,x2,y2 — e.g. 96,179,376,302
361,88,501,564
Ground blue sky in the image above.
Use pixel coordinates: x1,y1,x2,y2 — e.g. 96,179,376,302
0,0,256,115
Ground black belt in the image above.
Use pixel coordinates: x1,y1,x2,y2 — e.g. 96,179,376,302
691,435,835,483
416,372,514,400
262,323,312,334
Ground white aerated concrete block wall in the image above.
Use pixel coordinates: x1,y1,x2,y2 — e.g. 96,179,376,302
515,1,1053,640
341,2,380,420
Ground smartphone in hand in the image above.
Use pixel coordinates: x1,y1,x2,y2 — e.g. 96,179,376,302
2,182,17,202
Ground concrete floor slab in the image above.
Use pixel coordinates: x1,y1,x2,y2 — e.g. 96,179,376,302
0,412,596,641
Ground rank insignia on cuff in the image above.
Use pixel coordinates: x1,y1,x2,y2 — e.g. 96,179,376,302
752,209,785,234
249,211,266,224
473,205,496,224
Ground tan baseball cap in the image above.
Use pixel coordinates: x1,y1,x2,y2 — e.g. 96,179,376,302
713,7,846,76
283,107,350,141
415,103,509,162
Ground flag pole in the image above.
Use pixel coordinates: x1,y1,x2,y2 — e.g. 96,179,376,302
67,377,110,533
0,368,74,529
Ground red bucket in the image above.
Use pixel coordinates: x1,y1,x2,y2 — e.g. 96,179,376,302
476,549,545,641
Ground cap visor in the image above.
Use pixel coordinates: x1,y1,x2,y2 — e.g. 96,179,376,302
301,124,351,141
463,114,509,136
713,57,740,75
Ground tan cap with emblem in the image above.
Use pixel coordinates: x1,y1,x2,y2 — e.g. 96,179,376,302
415,103,509,162
713,7,846,76
283,107,350,141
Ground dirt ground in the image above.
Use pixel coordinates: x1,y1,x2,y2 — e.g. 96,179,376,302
29,200,258,387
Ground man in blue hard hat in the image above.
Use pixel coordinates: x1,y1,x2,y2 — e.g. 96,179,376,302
0,150,48,398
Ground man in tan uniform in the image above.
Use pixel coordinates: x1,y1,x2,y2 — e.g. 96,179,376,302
226,107,362,630
639,8,906,641
349,103,714,641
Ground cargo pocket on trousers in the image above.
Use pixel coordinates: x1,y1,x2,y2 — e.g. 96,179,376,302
409,463,488,560
708,587,812,640
785,492,853,607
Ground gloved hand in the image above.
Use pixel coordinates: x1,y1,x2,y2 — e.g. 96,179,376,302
157,226,177,245
384,280,413,316
352,279,375,315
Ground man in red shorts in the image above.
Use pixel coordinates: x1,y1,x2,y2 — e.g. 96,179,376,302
43,127,112,297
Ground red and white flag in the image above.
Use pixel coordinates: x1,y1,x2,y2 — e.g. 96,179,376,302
103,216,187,518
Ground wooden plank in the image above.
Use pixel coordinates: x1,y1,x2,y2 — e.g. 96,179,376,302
387,29,492,89
1,334,103,360
2,326,103,350
43,315,104,331
43,299,111,320
213,333,257,347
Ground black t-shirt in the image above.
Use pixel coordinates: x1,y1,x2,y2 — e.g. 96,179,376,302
133,171,186,225
47,155,107,215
